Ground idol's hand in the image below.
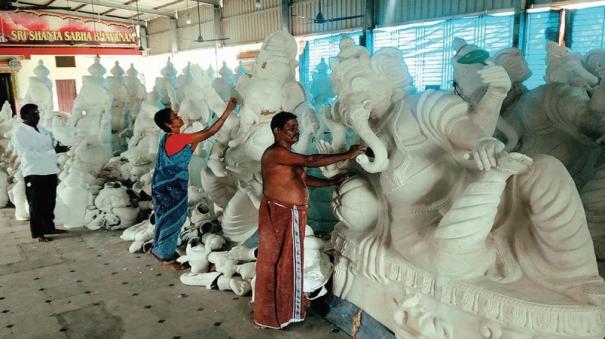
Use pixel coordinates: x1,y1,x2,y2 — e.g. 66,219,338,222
470,137,505,170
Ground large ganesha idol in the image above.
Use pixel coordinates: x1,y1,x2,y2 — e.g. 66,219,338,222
125,64,146,123
23,60,54,130
454,41,605,260
201,30,305,243
69,56,113,152
120,100,162,182
326,38,605,338
178,63,229,187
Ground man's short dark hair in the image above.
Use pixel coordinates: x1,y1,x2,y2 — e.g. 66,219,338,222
270,111,297,132
20,103,38,119
154,108,173,133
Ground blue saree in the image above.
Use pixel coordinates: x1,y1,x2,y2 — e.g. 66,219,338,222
151,134,192,261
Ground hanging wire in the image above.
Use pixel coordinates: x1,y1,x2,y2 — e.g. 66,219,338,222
90,0,101,55
196,0,202,40
135,0,141,21
186,0,191,24
135,0,145,51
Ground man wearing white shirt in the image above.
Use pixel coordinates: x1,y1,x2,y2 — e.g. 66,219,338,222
11,104,69,242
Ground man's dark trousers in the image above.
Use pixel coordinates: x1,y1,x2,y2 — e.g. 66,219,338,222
24,174,58,238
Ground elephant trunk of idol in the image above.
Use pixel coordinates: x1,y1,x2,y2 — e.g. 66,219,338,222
349,115,389,174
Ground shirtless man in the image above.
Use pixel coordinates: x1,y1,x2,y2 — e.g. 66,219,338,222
254,111,365,329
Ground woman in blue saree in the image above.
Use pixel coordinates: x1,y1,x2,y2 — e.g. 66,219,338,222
151,98,237,270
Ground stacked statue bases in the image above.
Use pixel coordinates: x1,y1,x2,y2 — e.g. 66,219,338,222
332,230,604,339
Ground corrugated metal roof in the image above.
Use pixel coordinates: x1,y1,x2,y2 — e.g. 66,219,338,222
222,5,281,44
376,0,518,27
6,0,213,22
290,0,364,36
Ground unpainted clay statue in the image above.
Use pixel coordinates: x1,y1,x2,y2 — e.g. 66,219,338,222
176,62,191,105
71,136,112,179
8,173,28,220
0,100,16,154
55,167,94,228
177,64,228,186
180,252,252,296
91,181,139,230
107,61,131,155
213,62,238,102
125,64,147,122
456,40,604,186
23,60,54,129
324,38,605,339
107,61,130,133
121,213,154,253
152,58,179,111
545,41,599,89
303,226,332,299
202,30,305,243
452,38,520,152
583,49,605,83
233,61,247,84
206,65,216,80
189,200,214,225
177,238,211,274
120,101,161,181
292,102,320,154
69,56,113,153
469,45,605,260
309,58,336,110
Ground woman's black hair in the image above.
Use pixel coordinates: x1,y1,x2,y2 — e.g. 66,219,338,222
154,108,173,133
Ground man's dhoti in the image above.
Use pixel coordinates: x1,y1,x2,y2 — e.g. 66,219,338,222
254,196,308,329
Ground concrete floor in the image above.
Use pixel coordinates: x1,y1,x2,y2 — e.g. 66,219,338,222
0,208,349,339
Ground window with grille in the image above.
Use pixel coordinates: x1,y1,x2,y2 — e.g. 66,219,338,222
524,10,560,89
373,13,514,91
570,6,605,55
298,31,362,87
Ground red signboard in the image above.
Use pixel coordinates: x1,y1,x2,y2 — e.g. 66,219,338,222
0,10,138,48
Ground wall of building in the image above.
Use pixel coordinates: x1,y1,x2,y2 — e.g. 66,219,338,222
222,0,282,44
375,0,520,27
147,4,216,55
15,55,143,113
290,0,365,36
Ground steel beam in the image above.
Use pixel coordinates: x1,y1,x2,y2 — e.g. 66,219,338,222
39,8,146,25
281,0,289,32
191,0,221,8
67,0,176,18
360,0,375,49
169,18,178,53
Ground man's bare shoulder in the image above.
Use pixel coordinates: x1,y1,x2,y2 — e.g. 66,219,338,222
261,145,279,162
262,145,296,166
263,145,291,156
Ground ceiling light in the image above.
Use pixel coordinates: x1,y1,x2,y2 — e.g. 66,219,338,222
489,10,515,17
526,7,553,13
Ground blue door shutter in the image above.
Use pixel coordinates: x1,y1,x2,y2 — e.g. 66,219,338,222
524,11,560,89
374,13,514,91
